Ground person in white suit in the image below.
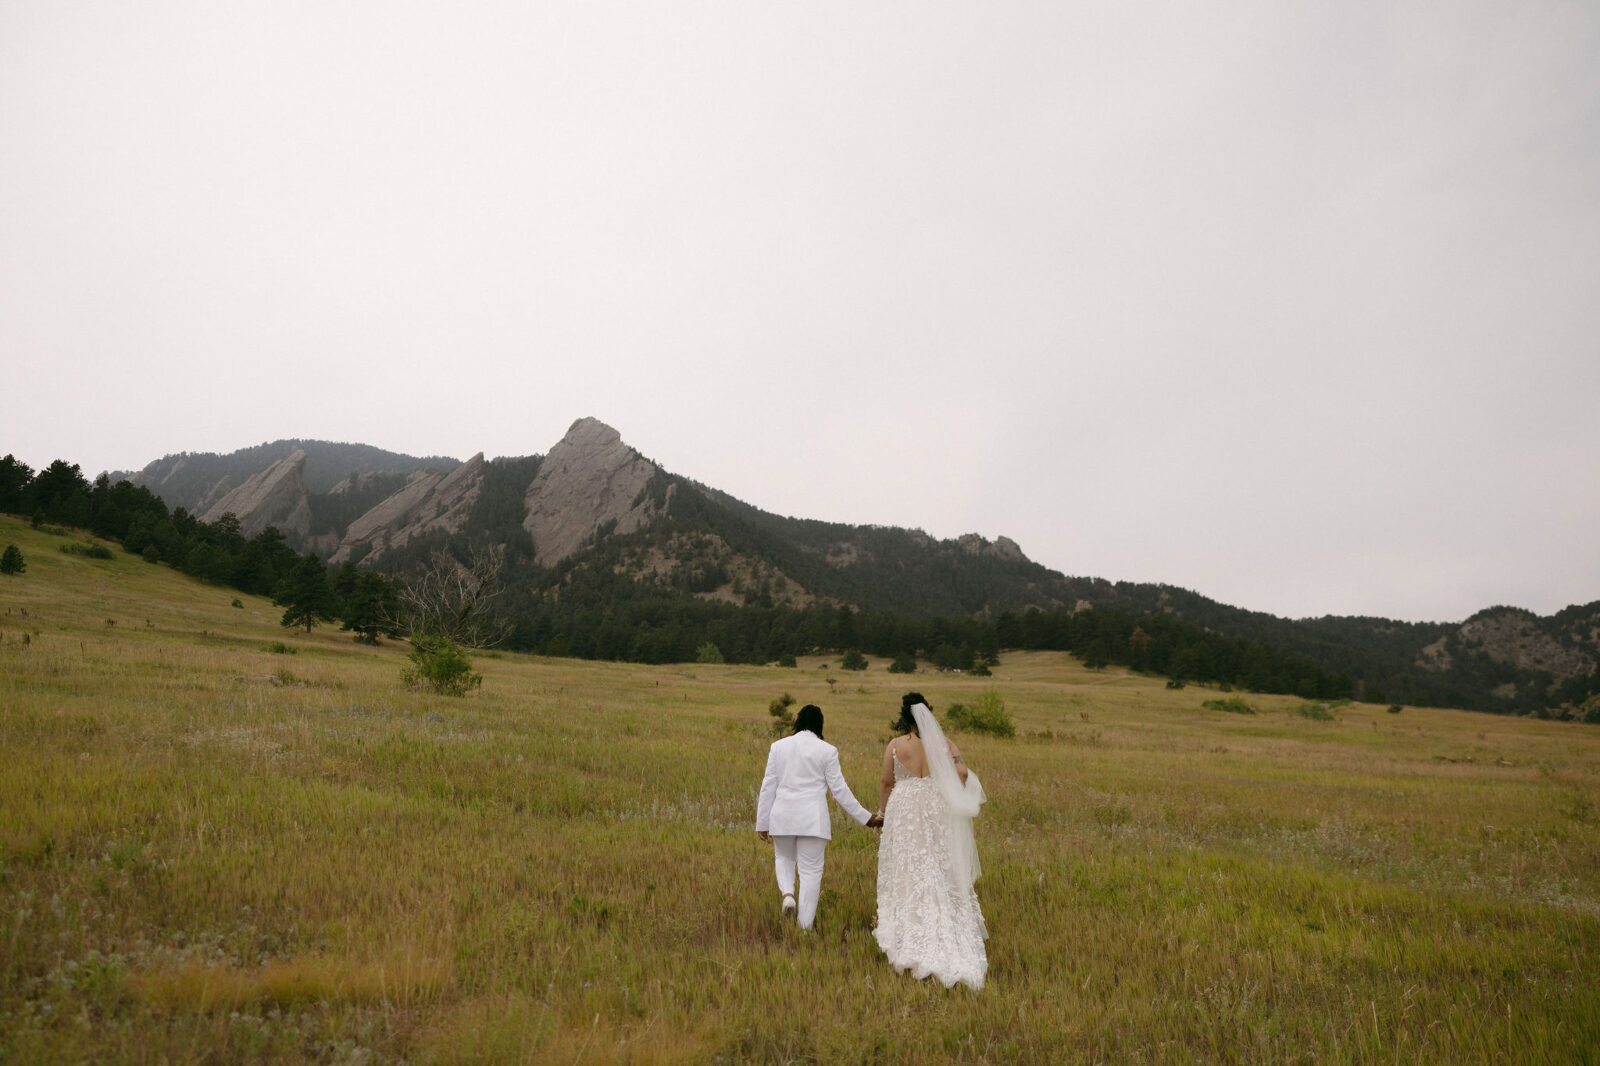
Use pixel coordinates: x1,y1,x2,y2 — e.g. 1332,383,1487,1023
755,704,881,929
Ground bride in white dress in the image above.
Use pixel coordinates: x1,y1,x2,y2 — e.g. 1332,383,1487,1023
873,691,988,990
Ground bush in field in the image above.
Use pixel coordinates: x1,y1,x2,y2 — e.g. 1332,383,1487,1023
888,652,917,674
1203,697,1257,715
1297,701,1337,721
1387,704,1403,714
0,544,23,575
840,648,868,671
404,634,482,695
768,692,796,736
945,689,1015,738
60,541,114,559
696,642,725,664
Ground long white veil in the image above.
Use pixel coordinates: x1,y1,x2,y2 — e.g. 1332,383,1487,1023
911,702,986,888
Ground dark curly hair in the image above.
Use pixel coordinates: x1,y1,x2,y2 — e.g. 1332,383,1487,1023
793,704,824,739
893,691,930,735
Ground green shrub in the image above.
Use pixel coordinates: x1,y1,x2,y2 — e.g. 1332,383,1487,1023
231,598,244,609
59,541,113,559
840,648,868,671
0,544,24,575
695,642,725,665
1387,704,1403,715
1296,702,1337,721
403,634,482,696
888,652,918,674
262,641,296,655
945,689,1015,738
768,692,796,736
1202,697,1256,715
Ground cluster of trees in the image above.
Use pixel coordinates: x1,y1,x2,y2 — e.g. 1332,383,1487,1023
664,485,1072,617
270,555,402,642
3,455,312,597
1,454,403,641
472,550,1352,699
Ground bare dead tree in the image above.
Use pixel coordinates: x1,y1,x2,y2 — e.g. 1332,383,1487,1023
389,544,513,648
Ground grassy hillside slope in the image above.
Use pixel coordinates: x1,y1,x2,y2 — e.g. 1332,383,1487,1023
1,516,1596,1064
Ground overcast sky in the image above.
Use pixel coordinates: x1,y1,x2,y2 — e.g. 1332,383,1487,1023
3,2,1596,624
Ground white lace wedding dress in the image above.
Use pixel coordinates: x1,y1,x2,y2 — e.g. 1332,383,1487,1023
873,750,988,990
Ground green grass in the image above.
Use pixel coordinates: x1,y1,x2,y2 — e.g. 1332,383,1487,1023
1,514,1598,1063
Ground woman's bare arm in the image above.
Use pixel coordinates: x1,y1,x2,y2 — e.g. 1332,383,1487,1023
947,738,968,785
878,739,898,815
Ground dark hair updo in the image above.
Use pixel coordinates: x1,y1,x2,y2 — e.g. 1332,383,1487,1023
793,704,825,739
894,691,929,735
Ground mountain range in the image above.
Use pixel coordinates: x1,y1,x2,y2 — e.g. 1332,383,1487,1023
111,417,1600,716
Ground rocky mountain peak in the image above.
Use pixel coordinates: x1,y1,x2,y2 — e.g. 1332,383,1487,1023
1457,607,1594,680
523,418,668,566
328,453,486,565
559,416,625,451
957,533,1029,564
200,449,311,538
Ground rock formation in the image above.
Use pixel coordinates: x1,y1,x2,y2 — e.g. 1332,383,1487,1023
194,475,235,516
1416,607,1596,689
523,418,670,567
957,533,1028,563
1454,609,1594,679
1416,636,1454,673
200,450,312,539
329,454,486,565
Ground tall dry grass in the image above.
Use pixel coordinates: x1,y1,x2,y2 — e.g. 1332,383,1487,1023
1,515,1597,1063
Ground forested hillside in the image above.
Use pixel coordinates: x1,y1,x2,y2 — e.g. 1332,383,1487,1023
109,440,458,511
7,435,1598,721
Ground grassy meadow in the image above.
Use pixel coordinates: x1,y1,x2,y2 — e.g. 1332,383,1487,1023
1,514,1597,1064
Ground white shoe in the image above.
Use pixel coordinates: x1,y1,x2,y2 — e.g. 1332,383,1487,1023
781,894,796,916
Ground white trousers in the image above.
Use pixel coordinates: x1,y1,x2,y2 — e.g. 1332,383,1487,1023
772,835,828,929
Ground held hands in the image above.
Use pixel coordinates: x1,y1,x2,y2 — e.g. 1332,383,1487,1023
758,819,879,838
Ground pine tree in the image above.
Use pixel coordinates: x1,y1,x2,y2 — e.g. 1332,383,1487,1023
888,651,918,674
0,544,24,575
273,554,335,633
339,569,400,644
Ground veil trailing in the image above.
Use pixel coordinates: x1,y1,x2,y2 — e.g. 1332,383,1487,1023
910,702,986,889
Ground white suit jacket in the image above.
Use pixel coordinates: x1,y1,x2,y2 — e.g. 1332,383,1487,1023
755,730,872,840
